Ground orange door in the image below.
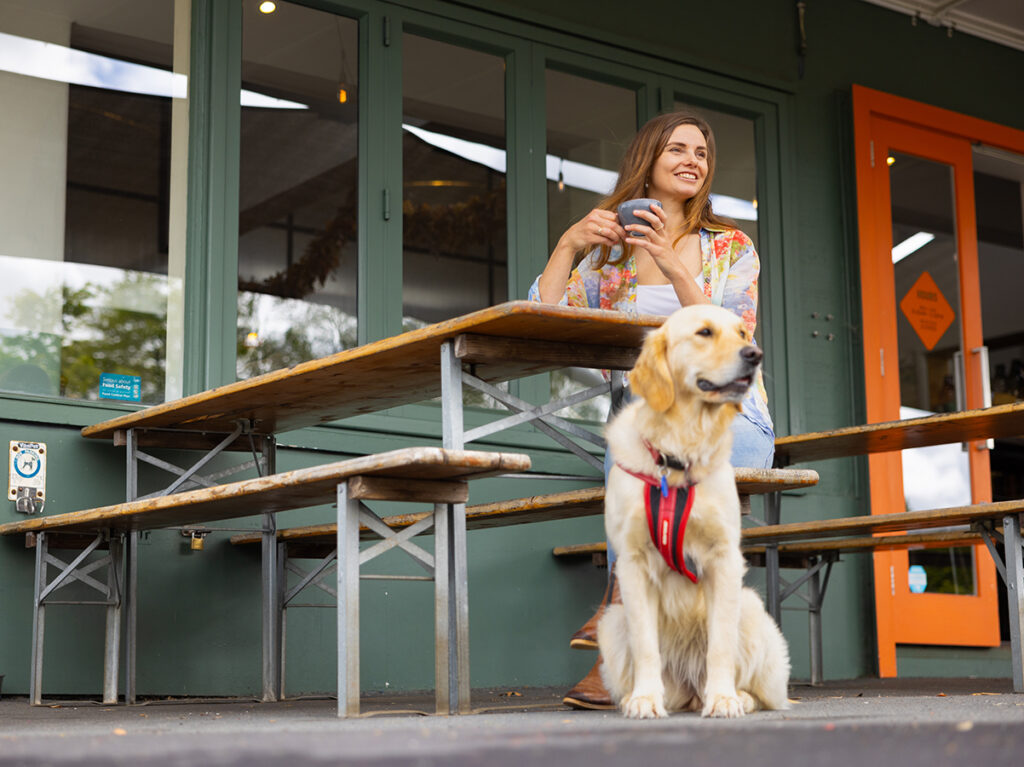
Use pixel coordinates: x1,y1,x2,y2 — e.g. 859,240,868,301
853,95,1001,675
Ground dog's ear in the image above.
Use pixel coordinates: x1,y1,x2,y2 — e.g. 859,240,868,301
630,328,675,412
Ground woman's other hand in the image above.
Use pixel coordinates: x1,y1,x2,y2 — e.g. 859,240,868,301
558,208,627,253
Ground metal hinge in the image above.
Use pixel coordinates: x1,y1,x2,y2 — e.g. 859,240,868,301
870,140,875,168
890,565,895,596
383,188,391,221
383,16,391,46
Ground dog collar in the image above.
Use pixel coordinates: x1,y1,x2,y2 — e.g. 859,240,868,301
615,462,699,583
644,440,690,472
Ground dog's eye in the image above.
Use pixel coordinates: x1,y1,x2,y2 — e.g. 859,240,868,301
696,327,713,337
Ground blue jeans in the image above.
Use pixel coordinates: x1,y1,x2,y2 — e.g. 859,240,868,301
603,409,775,570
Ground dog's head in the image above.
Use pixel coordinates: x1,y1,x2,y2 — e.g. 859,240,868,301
629,304,762,412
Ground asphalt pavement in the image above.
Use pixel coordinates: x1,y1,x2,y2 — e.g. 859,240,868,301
1,678,1022,767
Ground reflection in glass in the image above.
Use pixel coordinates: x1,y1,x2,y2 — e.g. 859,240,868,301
673,101,759,249
890,151,976,596
545,71,636,421
0,2,183,404
238,3,358,379
974,152,1024,506
401,34,507,328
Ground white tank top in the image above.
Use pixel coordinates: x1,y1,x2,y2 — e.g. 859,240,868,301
636,284,682,316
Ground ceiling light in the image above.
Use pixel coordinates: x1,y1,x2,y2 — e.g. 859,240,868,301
259,1,276,13
887,155,896,166
892,231,935,264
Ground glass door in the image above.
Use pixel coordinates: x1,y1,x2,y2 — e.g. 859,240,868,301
859,113,1001,675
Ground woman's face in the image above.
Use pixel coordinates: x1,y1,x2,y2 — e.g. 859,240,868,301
647,123,709,205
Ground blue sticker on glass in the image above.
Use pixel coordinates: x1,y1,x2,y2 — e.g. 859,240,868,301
99,373,142,402
908,564,928,594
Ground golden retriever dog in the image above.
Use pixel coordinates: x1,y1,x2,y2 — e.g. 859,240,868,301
597,304,790,719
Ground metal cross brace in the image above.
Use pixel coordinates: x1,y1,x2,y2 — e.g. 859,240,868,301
461,373,605,470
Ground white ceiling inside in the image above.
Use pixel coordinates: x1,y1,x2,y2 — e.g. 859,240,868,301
861,0,1024,52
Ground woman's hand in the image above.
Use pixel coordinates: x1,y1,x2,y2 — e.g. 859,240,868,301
558,208,627,254
623,205,682,280
536,208,627,303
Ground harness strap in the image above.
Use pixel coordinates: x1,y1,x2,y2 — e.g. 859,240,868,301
616,463,698,583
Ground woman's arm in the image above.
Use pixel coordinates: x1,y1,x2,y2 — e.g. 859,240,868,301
718,231,760,337
534,208,625,304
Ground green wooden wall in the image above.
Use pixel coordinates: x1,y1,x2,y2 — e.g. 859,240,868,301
2,0,1023,696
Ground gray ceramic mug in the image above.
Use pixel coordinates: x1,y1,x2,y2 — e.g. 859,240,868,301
617,198,663,237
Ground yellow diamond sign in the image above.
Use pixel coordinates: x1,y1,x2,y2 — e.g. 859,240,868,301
899,271,956,351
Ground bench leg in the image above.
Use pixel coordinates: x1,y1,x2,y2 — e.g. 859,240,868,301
1005,513,1024,693
278,540,288,699
808,559,823,687
124,532,137,705
29,532,48,706
450,502,471,715
336,481,361,717
765,491,782,624
261,512,281,702
104,535,124,705
433,502,451,714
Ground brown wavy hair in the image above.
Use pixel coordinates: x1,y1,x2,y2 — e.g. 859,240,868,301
592,111,736,269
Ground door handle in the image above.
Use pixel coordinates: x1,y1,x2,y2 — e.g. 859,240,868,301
971,346,993,450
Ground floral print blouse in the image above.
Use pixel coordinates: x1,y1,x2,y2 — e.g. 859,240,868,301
527,226,773,434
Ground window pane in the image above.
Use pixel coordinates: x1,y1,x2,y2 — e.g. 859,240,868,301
546,70,636,254
0,2,185,405
546,70,636,421
238,3,358,379
402,35,506,328
673,101,759,249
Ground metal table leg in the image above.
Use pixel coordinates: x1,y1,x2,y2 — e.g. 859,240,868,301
336,479,361,717
440,340,471,714
765,490,782,624
29,531,48,707
1005,513,1024,693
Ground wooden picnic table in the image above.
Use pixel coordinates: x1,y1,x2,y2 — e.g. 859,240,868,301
81,300,661,442
763,401,1024,690
68,301,664,715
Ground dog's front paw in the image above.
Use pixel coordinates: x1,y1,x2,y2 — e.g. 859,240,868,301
622,693,668,719
702,693,746,718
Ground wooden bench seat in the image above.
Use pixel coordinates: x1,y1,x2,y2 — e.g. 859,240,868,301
232,467,816,698
0,447,531,709
229,485,606,555
553,499,1024,686
229,467,818,554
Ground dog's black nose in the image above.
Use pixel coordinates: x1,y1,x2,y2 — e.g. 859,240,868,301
740,345,762,365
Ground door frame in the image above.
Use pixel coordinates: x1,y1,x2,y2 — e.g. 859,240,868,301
851,86,1024,675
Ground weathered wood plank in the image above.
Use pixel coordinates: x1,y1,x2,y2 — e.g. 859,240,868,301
228,468,819,550
740,499,1024,544
453,333,641,372
775,401,1024,466
347,476,468,503
0,448,531,536
82,302,664,440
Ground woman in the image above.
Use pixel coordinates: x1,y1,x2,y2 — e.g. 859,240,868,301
529,111,774,709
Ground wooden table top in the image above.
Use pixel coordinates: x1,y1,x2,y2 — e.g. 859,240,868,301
0,448,530,536
774,401,1024,466
82,301,663,441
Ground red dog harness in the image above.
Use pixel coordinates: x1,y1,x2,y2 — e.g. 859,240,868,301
616,442,699,583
